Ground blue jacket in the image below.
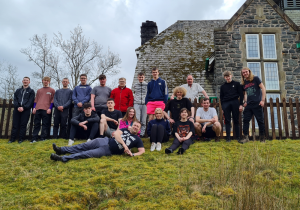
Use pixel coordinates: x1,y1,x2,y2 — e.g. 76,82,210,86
72,84,92,107
145,77,168,104
147,118,171,136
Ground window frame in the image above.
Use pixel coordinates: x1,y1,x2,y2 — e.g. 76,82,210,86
262,34,277,60
264,62,280,91
246,34,260,59
247,62,262,79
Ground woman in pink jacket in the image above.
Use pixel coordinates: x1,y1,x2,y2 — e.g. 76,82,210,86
118,107,141,136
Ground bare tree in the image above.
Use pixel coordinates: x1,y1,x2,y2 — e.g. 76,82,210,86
0,62,20,100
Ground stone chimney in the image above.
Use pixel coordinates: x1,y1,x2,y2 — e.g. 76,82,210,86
140,20,158,46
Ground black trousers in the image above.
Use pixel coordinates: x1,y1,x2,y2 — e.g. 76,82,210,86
95,107,105,118
53,108,69,139
222,99,240,139
150,124,169,143
10,108,31,141
169,138,193,151
243,103,265,136
69,122,99,140
32,110,51,140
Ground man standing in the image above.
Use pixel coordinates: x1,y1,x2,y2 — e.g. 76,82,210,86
220,71,244,142
50,121,145,162
9,77,35,143
145,67,168,121
171,74,208,101
53,78,73,139
91,74,111,118
132,72,147,136
31,77,55,143
68,102,100,146
110,77,134,116
100,98,122,138
72,74,92,117
240,67,266,143
194,98,221,142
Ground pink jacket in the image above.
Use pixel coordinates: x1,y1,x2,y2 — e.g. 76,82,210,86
119,119,141,136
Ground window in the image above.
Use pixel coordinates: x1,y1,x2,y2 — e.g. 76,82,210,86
262,35,277,59
247,62,261,78
246,34,260,59
284,0,300,8
264,63,279,90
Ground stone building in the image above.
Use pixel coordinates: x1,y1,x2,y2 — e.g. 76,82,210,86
133,0,300,101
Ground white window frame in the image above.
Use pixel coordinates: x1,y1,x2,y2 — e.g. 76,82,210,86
246,34,260,59
262,34,277,60
264,62,280,91
247,62,262,79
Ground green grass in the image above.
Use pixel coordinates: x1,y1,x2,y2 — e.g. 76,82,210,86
1,138,300,209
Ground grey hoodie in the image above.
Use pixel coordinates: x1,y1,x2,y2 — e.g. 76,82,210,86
133,81,147,105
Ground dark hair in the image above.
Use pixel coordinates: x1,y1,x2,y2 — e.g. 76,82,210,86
223,71,232,77
138,72,144,76
80,74,87,78
107,98,114,102
133,120,141,126
23,76,30,81
180,108,188,114
99,74,106,80
202,98,210,103
83,102,92,109
152,67,159,72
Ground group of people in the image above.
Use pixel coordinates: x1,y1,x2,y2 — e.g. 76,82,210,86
8,66,266,162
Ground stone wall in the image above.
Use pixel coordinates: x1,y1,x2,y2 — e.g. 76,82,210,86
133,20,227,97
214,0,300,99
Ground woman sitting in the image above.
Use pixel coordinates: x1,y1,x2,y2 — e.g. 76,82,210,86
165,108,194,155
118,107,141,136
147,108,171,151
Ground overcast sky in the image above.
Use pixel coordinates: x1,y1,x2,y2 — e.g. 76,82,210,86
0,0,245,88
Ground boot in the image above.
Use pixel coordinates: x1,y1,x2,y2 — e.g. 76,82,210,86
239,135,249,144
259,134,266,143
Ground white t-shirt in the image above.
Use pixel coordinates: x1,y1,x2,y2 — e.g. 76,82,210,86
196,107,217,127
181,83,204,101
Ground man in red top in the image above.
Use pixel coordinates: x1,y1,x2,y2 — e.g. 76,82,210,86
110,77,134,117
31,76,55,143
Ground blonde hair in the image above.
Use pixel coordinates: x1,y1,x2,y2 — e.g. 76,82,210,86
154,108,163,115
241,67,254,85
43,76,51,82
122,107,137,122
119,77,126,81
173,86,187,98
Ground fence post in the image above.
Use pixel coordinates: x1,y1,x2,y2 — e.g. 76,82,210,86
282,98,289,138
239,111,242,140
4,99,13,139
269,98,276,140
276,98,282,140
263,98,269,139
289,98,296,139
219,100,223,138
296,98,300,139
252,116,255,140
0,99,7,138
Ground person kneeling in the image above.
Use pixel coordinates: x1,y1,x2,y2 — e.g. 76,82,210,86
68,102,100,146
194,98,221,142
147,108,171,152
50,121,145,162
165,108,194,155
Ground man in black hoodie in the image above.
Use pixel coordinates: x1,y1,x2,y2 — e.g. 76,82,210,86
68,102,100,146
220,71,243,142
9,77,35,143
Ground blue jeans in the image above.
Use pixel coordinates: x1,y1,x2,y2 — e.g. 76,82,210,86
134,104,147,136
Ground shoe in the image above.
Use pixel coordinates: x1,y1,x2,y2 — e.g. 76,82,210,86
52,143,62,155
226,137,231,142
87,139,91,142
68,139,74,146
8,139,15,143
204,138,211,142
156,143,162,151
50,153,63,161
259,135,266,143
150,143,156,152
215,136,220,142
239,135,249,144
18,140,23,144
177,148,185,155
30,140,37,144
165,148,173,154
40,139,46,141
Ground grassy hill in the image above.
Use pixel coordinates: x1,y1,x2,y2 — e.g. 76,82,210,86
1,138,300,209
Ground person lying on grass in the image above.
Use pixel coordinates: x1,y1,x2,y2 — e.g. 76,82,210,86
147,108,171,152
165,108,195,155
50,121,145,162
117,107,141,137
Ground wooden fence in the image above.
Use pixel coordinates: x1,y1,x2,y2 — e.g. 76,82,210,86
0,97,299,140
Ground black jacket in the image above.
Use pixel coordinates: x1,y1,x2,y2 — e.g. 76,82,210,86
71,111,100,125
220,80,244,105
13,86,35,110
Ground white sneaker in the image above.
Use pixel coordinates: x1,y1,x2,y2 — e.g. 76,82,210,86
150,143,156,151
68,139,74,146
156,143,162,151
87,139,91,142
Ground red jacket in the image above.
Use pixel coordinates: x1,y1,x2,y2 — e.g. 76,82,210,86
110,86,134,112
